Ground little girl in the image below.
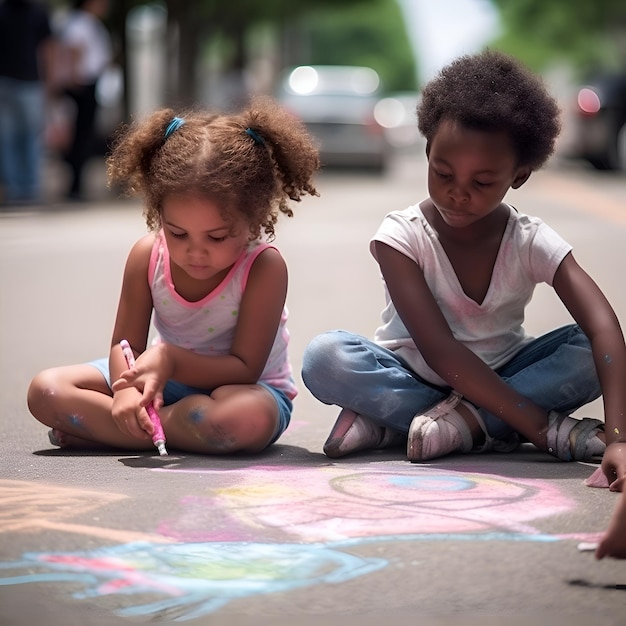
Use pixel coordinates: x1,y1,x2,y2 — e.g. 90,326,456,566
302,50,626,489
28,96,320,454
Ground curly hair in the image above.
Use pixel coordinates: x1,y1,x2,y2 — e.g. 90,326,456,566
106,96,320,240
417,50,561,170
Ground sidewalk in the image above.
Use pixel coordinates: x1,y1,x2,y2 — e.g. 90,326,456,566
1,153,116,214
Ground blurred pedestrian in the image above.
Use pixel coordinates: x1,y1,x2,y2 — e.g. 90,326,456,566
0,0,55,206
57,0,112,201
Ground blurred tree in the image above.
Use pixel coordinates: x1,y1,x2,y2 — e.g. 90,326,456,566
304,0,417,92
491,0,626,76
146,0,384,108
48,0,415,113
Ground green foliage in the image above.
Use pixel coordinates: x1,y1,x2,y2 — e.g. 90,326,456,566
491,0,626,77
184,0,379,24
66,0,416,107
304,0,418,93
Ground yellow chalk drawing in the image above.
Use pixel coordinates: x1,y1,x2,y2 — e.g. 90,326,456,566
0,480,173,544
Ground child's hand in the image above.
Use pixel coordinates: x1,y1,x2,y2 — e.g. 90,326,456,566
600,442,626,492
111,387,153,440
111,343,172,411
595,488,626,559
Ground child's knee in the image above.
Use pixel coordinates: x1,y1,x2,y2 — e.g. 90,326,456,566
165,388,279,453
245,408,280,450
184,398,276,452
170,399,238,452
27,369,62,416
302,331,349,386
304,332,337,366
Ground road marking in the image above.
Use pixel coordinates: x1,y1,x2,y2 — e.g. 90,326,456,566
533,170,626,226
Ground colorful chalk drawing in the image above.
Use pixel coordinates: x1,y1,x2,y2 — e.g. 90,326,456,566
0,465,601,621
153,465,577,541
0,541,386,621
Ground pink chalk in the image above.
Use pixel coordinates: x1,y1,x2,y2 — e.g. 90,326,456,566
120,340,168,456
584,466,610,488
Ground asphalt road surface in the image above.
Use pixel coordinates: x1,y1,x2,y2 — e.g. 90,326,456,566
1,152,625,625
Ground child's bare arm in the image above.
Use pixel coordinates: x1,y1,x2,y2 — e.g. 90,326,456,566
552,252,626,485
110,235,154,372
108,235,155,437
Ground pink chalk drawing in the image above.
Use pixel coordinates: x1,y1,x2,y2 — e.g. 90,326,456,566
0,465,600,621
154,465,578,543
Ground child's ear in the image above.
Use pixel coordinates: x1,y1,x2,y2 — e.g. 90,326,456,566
511,167,532,189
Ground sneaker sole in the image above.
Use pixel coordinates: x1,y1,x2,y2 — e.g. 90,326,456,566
407,416,431,462
323,409,360,458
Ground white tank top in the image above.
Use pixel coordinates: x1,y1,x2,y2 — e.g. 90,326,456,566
148,232,297,399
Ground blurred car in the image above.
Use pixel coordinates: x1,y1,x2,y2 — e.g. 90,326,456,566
276,65,392,171
373,91,422,151
566,71,626,171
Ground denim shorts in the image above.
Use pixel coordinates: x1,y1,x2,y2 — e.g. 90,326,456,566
88,358,292,445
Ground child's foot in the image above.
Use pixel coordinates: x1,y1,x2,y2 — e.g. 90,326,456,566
48,429,67,447
407,392,524,462
546,411,605,461
407,406,474,462
48,428,108,450
323,408,404,458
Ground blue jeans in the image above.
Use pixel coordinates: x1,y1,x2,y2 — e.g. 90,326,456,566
301,325,601,441
0,77,45,203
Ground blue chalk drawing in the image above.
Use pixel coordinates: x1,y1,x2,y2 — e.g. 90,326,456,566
0,541,386,621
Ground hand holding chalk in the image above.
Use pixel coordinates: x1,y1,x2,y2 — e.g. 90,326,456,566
119,340,168,456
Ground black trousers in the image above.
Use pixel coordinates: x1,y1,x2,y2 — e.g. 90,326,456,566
64,82,98,197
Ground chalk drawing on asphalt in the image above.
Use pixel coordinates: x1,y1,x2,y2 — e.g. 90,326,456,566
0,465,600,621
154,465,576,542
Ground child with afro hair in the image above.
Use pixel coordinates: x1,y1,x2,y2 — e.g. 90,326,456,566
302,50,626,493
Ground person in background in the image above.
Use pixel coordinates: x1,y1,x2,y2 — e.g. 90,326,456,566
58,0,112,201
0,0,55,207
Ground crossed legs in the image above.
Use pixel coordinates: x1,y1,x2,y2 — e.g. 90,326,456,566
27,364,280,454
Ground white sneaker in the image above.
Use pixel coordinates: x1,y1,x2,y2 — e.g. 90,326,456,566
324,408,404,458
407,395,474,462
546,411,605,461
408,394,522,462
407,411,474,461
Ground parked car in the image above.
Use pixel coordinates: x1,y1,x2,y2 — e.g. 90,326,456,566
373,91,422,151
276,65,392,172
566,72,626,171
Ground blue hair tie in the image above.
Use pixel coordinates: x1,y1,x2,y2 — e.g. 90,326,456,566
245,127,265,146
164,117,185,141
